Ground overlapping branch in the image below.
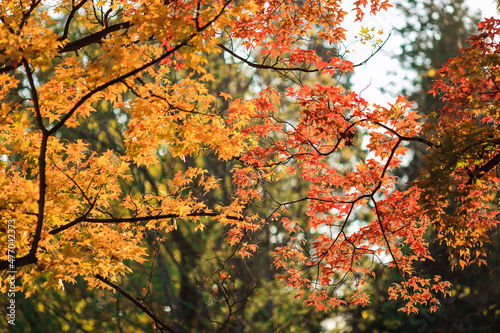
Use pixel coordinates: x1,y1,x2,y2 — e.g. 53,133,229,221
0,0,234,272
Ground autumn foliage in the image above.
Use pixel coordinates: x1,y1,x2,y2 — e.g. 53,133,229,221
1,0,500,329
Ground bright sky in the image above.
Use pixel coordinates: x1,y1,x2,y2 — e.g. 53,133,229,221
347,0,498,105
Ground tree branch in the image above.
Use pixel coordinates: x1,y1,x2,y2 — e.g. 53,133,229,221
217,43,319,72
2,60,51,272
373,121,439,148
94,274,175,333
216,31,392,74
49,212,244,235
22,59,47,134
19,0,42,31
58,0,90,42
467,150,500,185
58,21,132,54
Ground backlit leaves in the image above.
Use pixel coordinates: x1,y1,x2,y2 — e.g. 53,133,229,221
0,0,498,324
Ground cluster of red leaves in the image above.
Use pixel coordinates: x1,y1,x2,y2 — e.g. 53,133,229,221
228,16,500,315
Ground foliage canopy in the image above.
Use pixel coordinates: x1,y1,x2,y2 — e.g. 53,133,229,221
1,0,500,330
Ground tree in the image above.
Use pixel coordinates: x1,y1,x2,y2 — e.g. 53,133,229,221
340,2,500,331
1,0,499,331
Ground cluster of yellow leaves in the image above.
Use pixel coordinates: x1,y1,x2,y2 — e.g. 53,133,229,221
0,1,59,70
357,26,385,46
0,0,264,297
124,74,256,165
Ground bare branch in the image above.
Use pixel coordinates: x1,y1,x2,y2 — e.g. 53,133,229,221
49,212,244,235
94,274,175,333
58,21,132,53
373,121,438,148
22,59,47,134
